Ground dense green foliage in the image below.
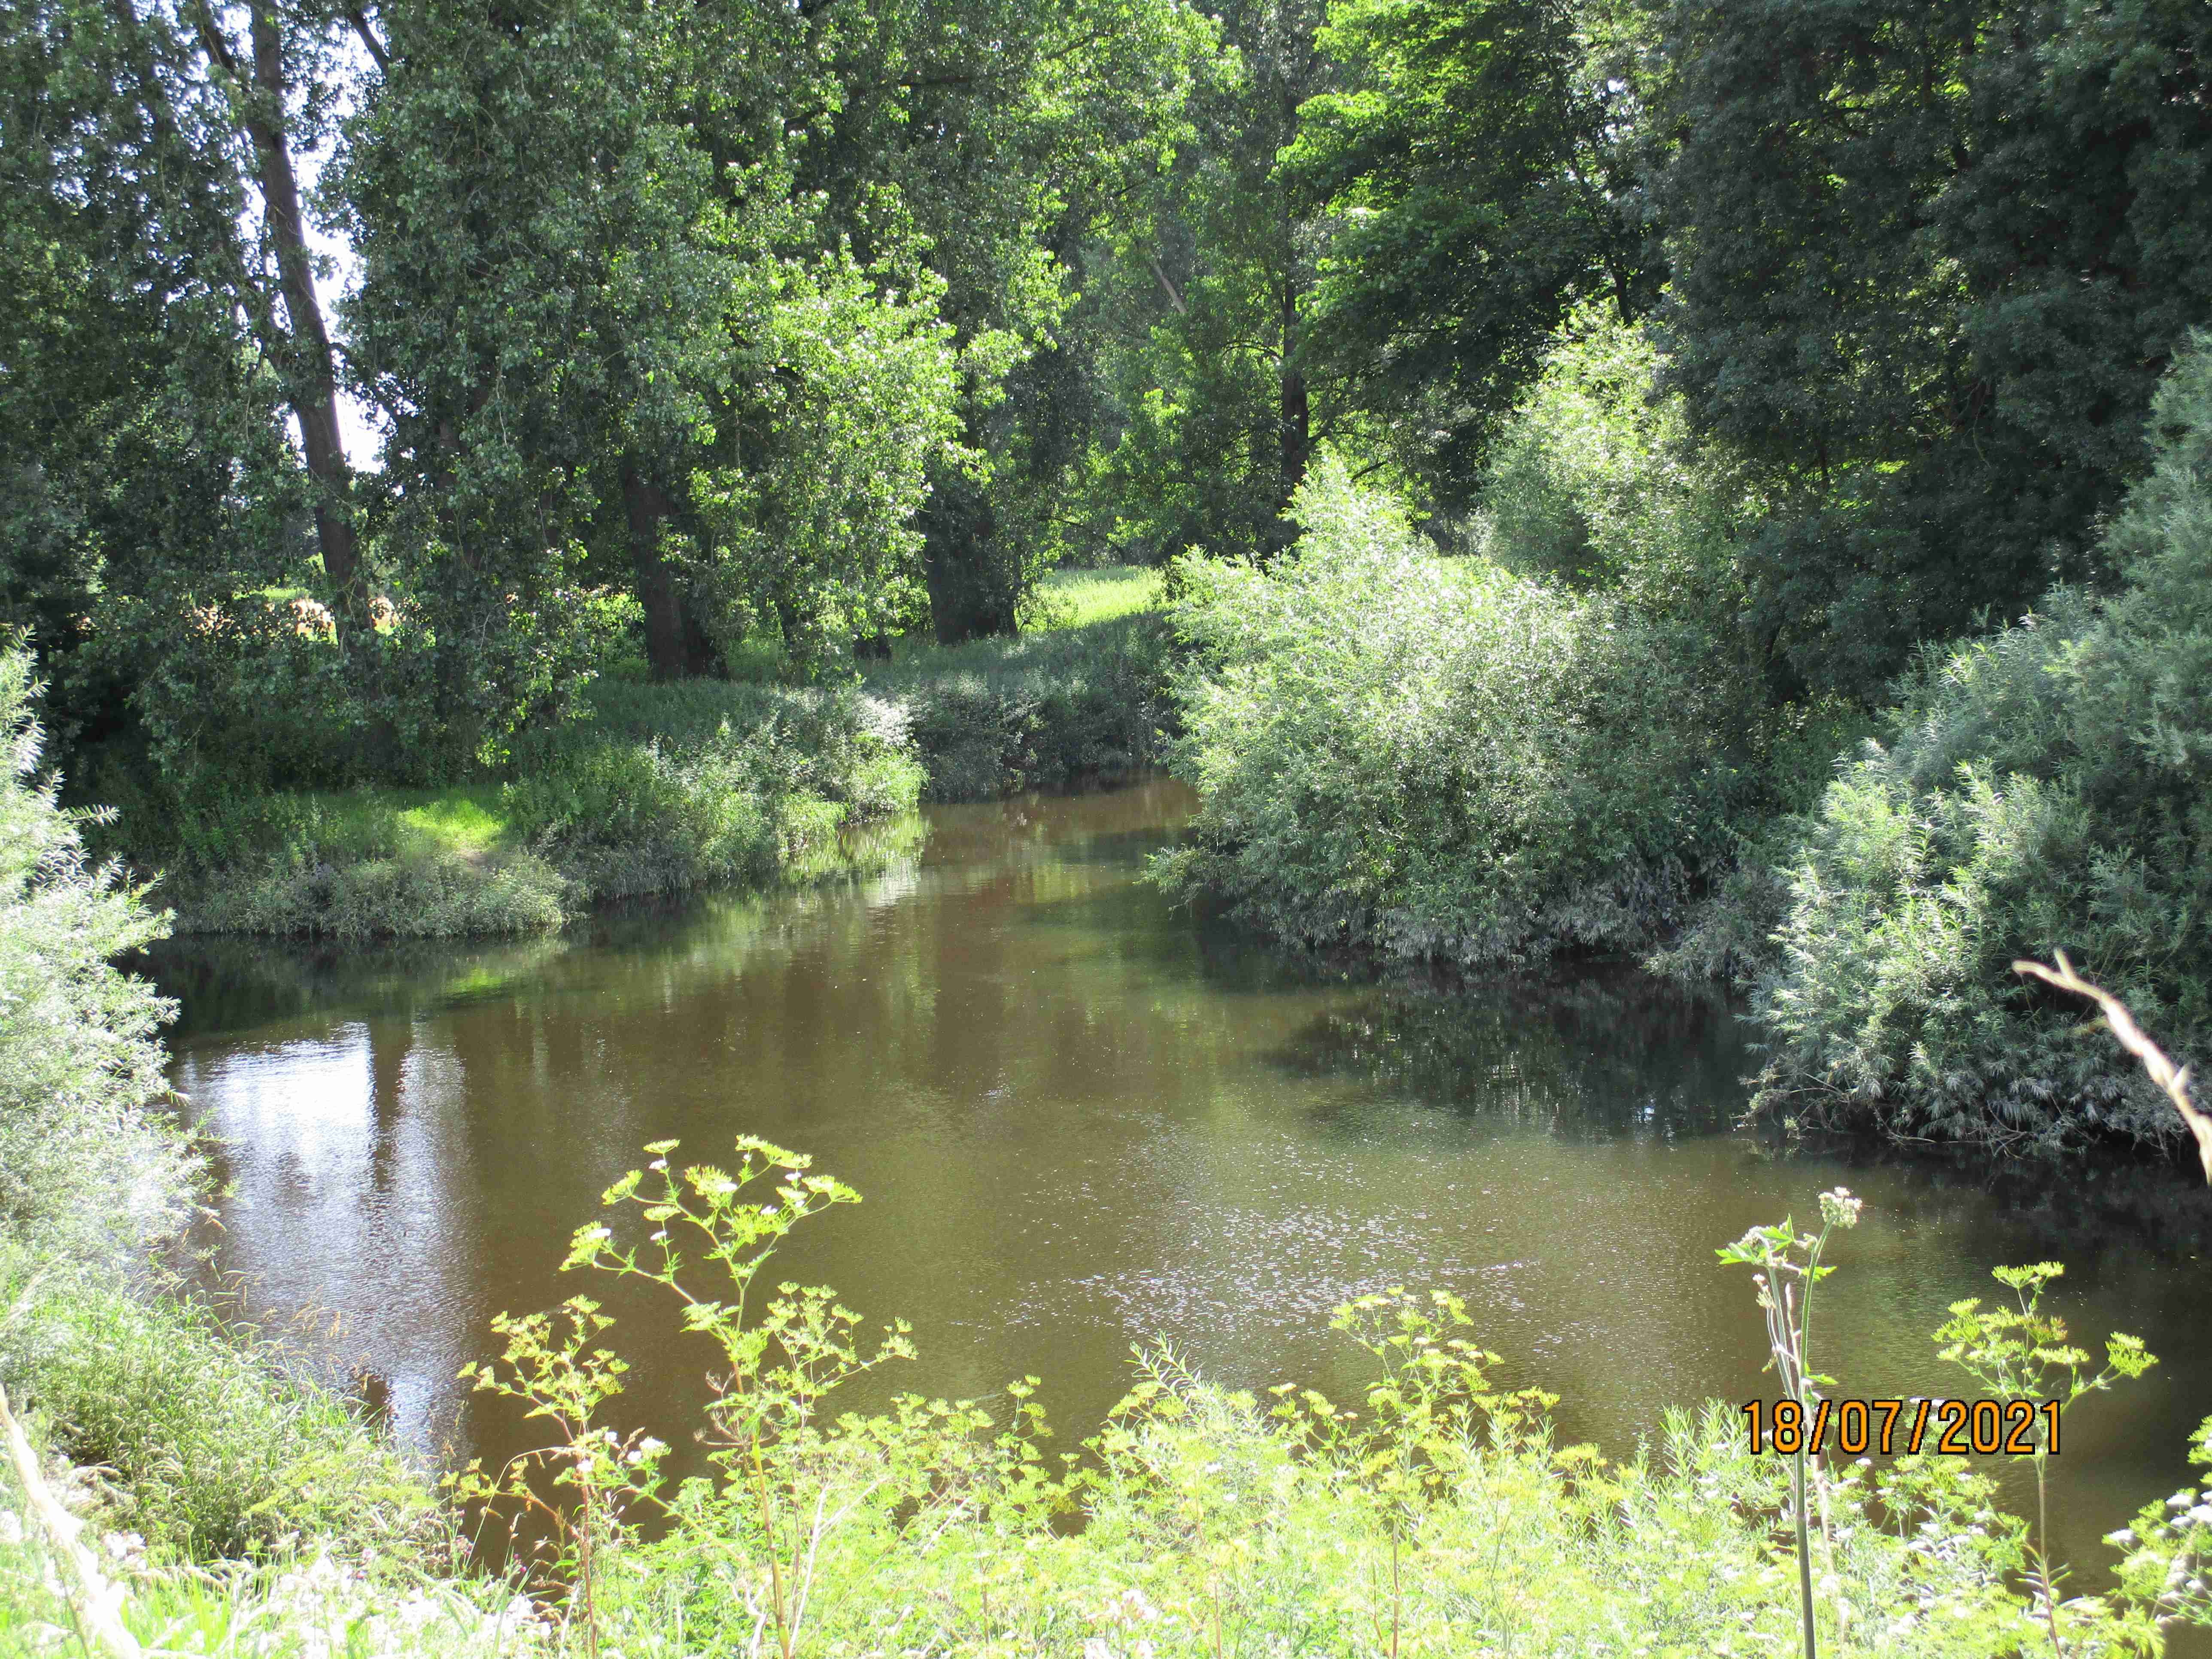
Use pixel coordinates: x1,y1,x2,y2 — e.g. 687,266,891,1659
0,653,185,1261
0,645,439,1579
1654,0,2212,700
869,610,1175,802
121,681,923,937
1157,454,1819,967
1285,0,1662,492
92,568,1172,935
9,0,2212,1133
1748,333,2212,1148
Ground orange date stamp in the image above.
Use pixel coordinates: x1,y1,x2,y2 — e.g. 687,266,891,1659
1741,1398,2062,1457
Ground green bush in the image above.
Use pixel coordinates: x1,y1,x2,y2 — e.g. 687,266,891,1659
187,851,573,939
0,651,190,1262
1749,331,2212,1147
1476,299,1756,632
136,786,572,939
504,736,785,900
510,678,923,897
1154,457,1774,967
115,677,926,938
568,678,923,818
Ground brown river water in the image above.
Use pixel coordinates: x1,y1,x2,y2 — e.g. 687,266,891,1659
145,775,2212,1598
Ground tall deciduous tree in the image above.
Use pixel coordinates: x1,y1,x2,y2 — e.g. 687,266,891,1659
1286,0,1663,504
333,0,960,681
805,0,1218,636
1656,0,2212,700
188,0,366,624
2,0,316,763
1089,0,1334,566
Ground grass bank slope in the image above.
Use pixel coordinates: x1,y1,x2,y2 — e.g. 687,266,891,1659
864,565,1172,801
109,567,1167,939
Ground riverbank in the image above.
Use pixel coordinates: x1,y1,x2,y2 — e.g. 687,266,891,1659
864,569,1171,802
1153,329,2212,1155
16,666,2212,1654
93,568,1171,941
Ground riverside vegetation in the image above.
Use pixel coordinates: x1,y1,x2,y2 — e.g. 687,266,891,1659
1156,322,2212,1156
9,779,2212,1658
90,565,1172,940
12,0,2212,1149
3,642,2212,1655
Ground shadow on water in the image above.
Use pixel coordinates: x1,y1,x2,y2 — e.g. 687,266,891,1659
1268,969,1745,1143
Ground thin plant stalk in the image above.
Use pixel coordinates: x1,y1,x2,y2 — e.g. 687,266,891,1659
1718,1188,1863,1659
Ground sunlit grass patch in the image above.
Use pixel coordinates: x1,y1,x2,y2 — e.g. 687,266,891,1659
1033,562,1163,630
388,790,514,858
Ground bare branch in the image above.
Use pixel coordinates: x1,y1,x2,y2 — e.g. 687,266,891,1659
2013,952,2212,1183
1147,252,1188,315
346,7,389,73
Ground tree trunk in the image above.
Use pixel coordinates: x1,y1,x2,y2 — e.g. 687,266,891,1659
622,465,690,679
241,2,364,624
1271,270,1310,561
1270,73,1309,564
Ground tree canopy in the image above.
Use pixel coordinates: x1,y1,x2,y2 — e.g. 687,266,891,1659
5,0,2209,799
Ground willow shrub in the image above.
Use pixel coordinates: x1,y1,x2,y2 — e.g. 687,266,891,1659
1154,457,1768,967
0,650,190,1262
1751,333,2212,1147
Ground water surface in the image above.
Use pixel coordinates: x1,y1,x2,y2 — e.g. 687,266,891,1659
149,777,2212,1590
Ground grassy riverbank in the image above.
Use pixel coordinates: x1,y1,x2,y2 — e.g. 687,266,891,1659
90,568,1170,940
863,567,1171,801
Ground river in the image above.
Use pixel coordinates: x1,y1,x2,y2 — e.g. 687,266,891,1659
146,775,2212,1597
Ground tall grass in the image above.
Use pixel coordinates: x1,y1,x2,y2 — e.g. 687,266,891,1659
119,678,925,939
